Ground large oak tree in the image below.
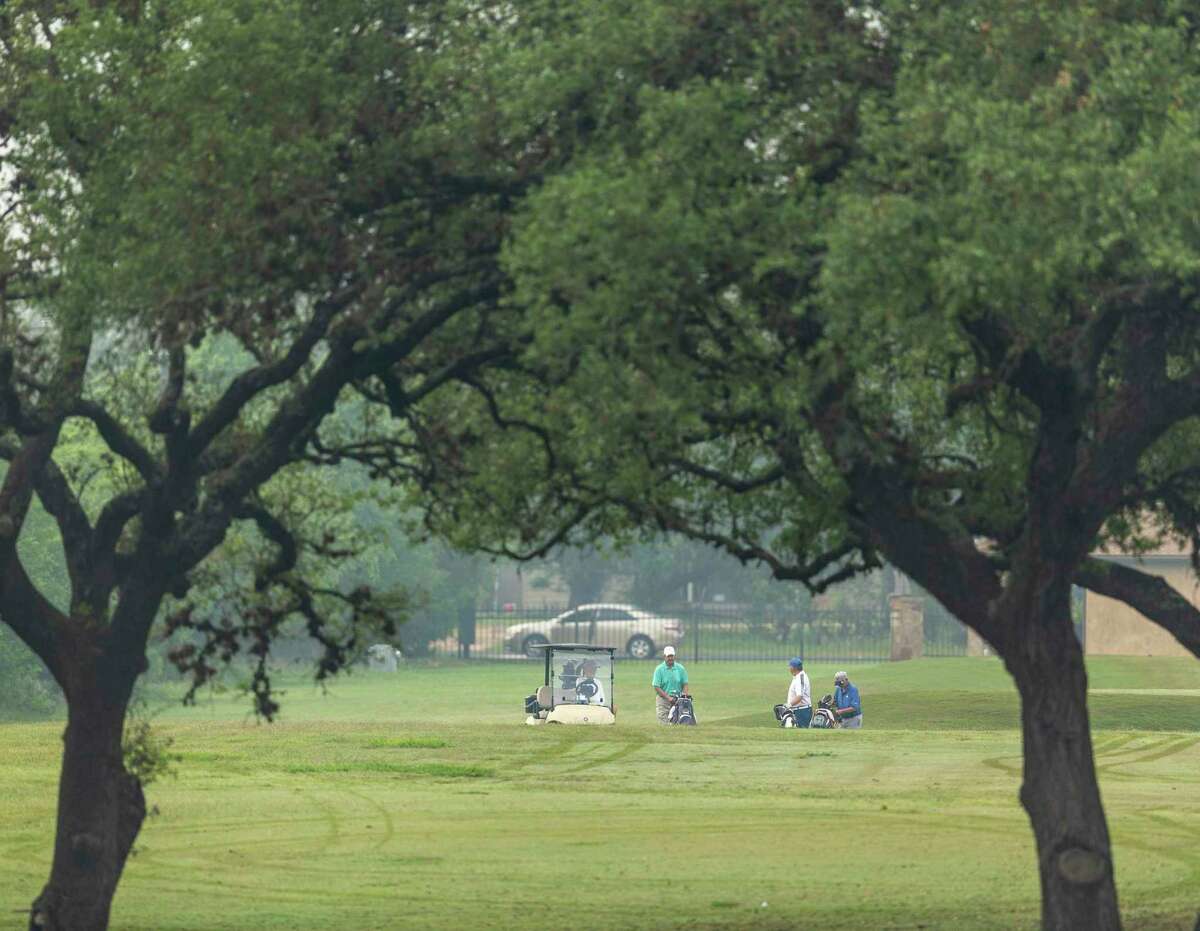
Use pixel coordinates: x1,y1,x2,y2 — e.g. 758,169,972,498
0,2,543,927
415,3,1200,929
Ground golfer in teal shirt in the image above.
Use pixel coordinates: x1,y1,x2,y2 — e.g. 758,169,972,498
652,645,689,724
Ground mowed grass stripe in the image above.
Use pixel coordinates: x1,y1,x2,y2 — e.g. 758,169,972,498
0,657,1196,930
362,736,448,749
281,761,491,777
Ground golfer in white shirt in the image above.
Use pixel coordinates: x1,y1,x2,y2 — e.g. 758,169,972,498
786,657,812,727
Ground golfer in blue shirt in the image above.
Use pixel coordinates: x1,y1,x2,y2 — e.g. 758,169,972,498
833,671,862,728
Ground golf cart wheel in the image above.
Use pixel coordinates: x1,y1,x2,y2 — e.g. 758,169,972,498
626,635,655,659
521,634,549,658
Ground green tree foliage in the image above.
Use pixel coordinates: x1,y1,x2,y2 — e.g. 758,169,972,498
413,4,1200,929
0,2,547,926
624,537,819,611
327,489,486,658
530,537,819,612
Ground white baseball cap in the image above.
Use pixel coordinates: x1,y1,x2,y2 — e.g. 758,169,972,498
663,645,676,656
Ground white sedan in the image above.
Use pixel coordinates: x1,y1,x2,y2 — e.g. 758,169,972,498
504,604,685,659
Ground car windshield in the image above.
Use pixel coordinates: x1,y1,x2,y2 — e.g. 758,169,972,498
547,648,613,707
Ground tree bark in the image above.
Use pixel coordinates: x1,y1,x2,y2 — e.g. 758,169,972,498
1006,584,1121,931
29,684,144,931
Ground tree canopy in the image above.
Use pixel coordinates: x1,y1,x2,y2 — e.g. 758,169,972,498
0,2,550,926
412,4,1200,929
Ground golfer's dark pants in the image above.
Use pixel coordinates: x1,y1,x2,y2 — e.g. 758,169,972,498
792,706,813,728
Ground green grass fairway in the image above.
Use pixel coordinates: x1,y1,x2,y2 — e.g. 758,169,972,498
2,658,1198,930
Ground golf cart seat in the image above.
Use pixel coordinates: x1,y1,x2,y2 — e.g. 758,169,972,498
523,685,553,717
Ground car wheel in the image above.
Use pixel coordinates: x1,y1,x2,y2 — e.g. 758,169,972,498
522,634,549,658
626,635,655,659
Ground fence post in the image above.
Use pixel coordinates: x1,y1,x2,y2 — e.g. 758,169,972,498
457,600,476,659
692,608,700,663
889,595,924,661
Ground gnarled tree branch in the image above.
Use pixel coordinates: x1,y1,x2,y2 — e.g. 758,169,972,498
1075,556,1200,659
69,399,160,483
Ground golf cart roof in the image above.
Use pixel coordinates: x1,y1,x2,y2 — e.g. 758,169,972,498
531,643,617,654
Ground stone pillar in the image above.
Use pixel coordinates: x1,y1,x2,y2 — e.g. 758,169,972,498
889,595,924,661
966,627,992,657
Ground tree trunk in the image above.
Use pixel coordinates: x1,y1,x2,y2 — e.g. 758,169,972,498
29,689,144,931
1007,590,1121,931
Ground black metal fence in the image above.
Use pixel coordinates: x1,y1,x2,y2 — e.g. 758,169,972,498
922,597,969,657
434,601,971,663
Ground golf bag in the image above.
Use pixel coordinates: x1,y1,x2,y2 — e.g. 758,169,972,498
668,696,697,725
558,660,580,691
809,694,841,729
774,704,801,727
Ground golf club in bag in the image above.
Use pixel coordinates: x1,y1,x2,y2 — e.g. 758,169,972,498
809,693,842,729
773,704,812,728
668,695,697,725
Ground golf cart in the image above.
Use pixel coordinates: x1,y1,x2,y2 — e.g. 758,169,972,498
524,644,616,725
